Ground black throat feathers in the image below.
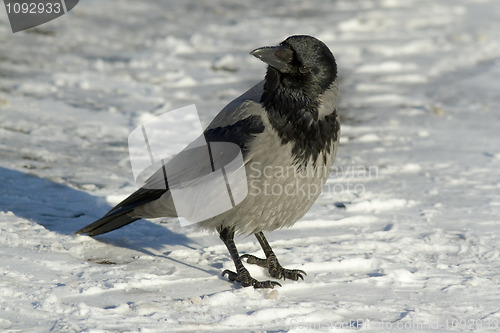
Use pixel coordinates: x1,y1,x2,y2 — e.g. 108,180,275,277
261,72,339,167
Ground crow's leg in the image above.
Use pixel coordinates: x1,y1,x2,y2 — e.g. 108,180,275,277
241,231,306,281
219,227,281,289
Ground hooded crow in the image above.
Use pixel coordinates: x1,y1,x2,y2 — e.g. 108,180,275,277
77,35,340,288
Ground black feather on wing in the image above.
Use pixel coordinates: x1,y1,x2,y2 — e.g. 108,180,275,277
204,115,264,155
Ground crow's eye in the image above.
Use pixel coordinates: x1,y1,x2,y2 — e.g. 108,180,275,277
299,65,309,74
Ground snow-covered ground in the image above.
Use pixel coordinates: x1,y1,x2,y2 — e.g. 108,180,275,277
1,0,500,331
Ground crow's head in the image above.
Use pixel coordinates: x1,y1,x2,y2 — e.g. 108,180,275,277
251,35,337,98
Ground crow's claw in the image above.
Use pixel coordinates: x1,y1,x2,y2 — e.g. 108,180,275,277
240,253,307,281
240,254,267,268
222,269,281,289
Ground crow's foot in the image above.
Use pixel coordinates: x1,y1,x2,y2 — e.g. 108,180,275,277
222,268,281,288
240,253,306,281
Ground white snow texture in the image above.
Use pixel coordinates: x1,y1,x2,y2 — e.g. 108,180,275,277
1,0,500,332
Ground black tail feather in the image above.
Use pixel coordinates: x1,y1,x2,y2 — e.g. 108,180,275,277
77,188,169,236
76,211,140,236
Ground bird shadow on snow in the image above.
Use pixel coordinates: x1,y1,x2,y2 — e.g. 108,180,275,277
0,166,202,256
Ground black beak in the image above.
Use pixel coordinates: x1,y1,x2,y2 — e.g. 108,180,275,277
250,44,294,72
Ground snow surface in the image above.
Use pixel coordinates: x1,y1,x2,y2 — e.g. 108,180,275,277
1,0,500,331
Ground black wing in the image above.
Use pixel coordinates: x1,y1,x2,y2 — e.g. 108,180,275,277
77,82,265,236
